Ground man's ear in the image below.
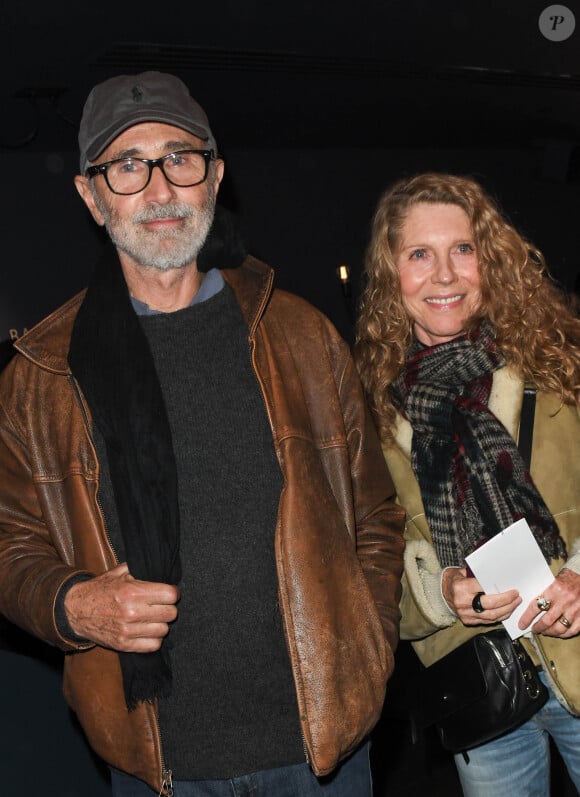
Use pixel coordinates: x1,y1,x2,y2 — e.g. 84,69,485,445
74,175,106,226
212,158,225,197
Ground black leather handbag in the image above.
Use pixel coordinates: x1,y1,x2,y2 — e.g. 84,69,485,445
411,628,548,753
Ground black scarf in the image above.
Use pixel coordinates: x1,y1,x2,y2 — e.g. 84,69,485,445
68,247,181,710
391,323,567,568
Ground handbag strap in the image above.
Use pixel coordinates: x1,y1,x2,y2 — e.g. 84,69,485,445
518,386,537,469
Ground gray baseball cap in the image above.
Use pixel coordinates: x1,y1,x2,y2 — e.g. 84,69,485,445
78,71,217,173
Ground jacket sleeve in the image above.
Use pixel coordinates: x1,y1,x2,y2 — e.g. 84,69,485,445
381,436,459,641
0,363,93,651
339,352,406,655
399,538,457,640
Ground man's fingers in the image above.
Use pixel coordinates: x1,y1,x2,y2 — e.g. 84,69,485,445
64,565,179,650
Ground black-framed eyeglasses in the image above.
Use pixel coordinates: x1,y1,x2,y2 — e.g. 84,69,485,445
86,149,216,195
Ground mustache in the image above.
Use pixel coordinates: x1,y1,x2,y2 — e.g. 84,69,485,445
132,204,194,224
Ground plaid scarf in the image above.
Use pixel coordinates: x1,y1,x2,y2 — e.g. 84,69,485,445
391,323,567,568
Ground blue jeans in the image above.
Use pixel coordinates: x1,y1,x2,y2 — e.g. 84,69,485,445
454,671,580,797
110,742,372,797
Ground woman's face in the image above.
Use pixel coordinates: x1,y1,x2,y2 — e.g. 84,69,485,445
395,202,482,346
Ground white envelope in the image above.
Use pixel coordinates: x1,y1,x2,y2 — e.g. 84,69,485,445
465,518,555,639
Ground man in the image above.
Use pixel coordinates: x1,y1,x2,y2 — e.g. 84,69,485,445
0,71,405,796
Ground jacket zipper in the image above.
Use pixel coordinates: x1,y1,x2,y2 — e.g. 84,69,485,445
69,374,173,791
246,337,310,765
69,376,119,560
159,758,173,795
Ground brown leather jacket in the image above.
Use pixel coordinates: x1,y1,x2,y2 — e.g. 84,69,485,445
0,256,404,793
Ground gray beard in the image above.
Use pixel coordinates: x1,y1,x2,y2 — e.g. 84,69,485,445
93,190,215,272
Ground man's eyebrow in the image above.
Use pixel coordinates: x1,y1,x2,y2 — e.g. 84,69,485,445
164,140,199,151
110,147,140,160
109,141,199,160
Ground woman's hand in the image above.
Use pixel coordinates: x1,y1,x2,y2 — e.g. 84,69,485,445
518,568,579,638
442,566,522,625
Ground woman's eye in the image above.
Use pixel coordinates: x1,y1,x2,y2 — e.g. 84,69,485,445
410,249,426,260
457,243,474,254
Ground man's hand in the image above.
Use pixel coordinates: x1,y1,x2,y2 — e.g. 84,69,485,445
442,566,521,625
64,563,179,652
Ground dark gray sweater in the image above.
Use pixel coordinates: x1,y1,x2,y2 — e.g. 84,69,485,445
98,282,304,779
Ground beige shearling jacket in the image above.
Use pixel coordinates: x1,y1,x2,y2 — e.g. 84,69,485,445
0,256,405,793
383,366,580,715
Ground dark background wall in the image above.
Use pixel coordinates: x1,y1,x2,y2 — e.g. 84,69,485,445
2,1,580,349
1,1,580,794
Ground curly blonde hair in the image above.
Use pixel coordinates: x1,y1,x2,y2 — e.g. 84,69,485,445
354,172,580,439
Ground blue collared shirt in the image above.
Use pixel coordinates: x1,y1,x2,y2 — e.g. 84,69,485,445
130,268,224,316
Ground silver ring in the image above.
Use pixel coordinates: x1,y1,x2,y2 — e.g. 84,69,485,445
472,592,485,613
558,615,571,629
536,596,551,612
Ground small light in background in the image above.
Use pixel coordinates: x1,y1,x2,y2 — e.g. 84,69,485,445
337,264,351,297
336,264,354,325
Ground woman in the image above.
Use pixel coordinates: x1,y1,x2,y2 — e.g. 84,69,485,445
354,172,580,796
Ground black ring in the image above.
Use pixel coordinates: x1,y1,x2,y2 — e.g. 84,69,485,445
472,591,485,613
